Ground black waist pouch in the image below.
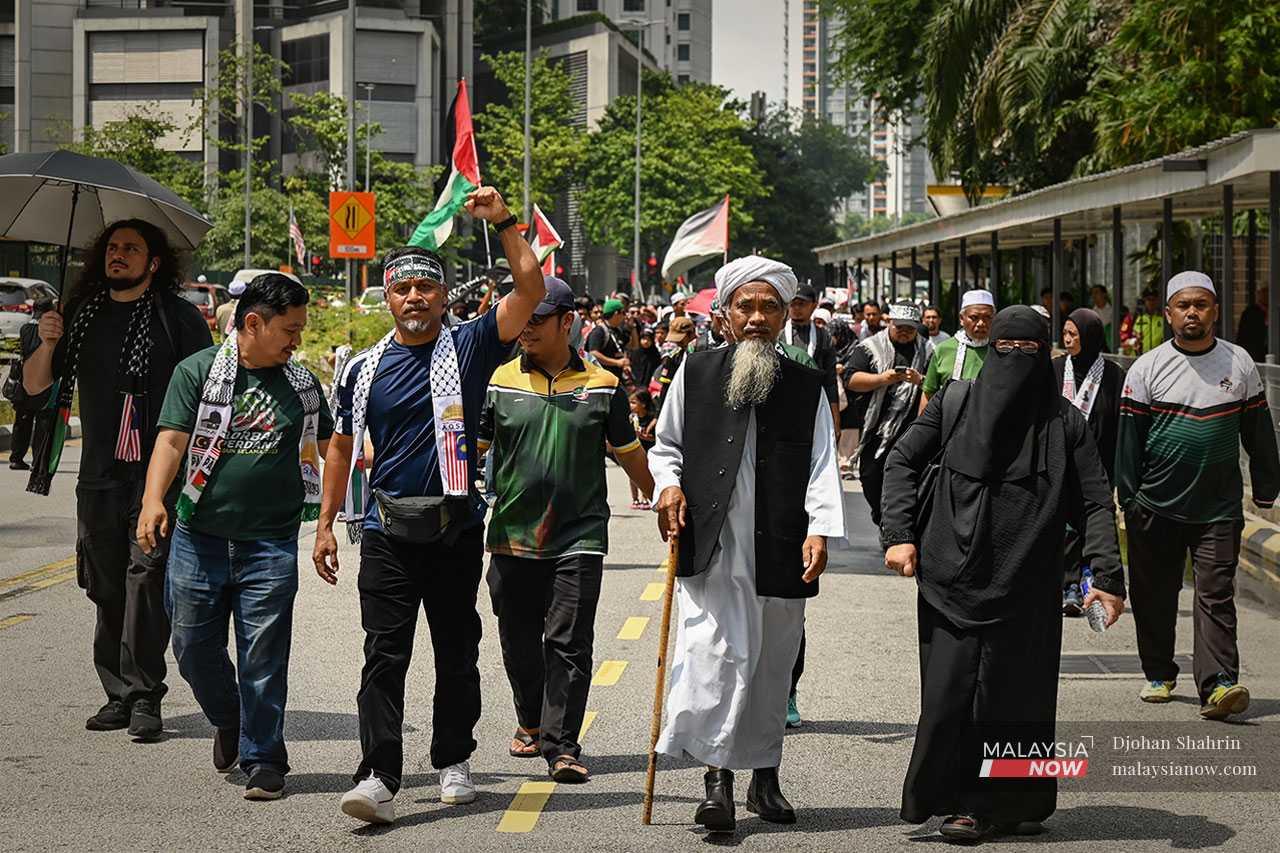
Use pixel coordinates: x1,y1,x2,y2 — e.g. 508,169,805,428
373,490,469,545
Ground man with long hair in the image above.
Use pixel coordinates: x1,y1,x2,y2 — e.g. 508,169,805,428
23,219,212,740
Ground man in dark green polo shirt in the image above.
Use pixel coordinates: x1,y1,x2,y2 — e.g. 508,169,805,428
478,277,654,783
136,274,332,802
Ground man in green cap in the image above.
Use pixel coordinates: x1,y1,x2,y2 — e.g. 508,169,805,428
587,298,628,381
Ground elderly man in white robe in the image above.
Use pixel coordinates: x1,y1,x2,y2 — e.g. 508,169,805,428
649,255,845,833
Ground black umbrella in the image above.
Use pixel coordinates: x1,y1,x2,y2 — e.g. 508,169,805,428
0,150,213,295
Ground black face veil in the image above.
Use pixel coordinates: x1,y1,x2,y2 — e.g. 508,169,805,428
945,305,1056,483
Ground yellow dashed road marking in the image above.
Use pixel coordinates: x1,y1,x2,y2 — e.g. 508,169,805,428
0,614,34,631
640,582,664,601
592,660,627,686
497,782,557,833
579,710,598,740
0,557,75,591
616,616,649,640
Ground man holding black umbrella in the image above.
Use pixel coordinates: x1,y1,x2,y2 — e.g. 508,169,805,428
23,219,211,740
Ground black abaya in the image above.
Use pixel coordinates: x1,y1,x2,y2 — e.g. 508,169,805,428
881,306,1125,826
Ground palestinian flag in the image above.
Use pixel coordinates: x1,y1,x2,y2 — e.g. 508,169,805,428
661,195,730,281
410,79,480,251
529,204,563,275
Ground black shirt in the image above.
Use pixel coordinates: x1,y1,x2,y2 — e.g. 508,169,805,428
54,290,212,488
586,323,624,380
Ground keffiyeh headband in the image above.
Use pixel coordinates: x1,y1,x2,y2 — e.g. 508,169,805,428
385,253,445,289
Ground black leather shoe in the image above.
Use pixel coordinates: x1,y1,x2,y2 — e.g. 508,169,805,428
746,767,795,824
128,697,163,741
85,700,131,731
694,769,735,832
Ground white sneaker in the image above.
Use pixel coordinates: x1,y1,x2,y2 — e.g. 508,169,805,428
341,772,396,824
440,760,476,804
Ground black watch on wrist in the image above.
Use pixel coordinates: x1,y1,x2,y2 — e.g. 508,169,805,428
494,214,518,234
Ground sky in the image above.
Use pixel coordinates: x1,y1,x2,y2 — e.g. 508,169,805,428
712,0,801,108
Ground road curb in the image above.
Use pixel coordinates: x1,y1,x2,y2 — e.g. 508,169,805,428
0,416,81,454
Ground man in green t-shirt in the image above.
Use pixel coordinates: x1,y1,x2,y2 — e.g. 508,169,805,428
919,289,995,413
136,274,333,802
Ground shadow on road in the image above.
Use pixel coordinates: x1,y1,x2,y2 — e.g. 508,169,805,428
163,709,402,741
903,804,1235,848
786,718,916,743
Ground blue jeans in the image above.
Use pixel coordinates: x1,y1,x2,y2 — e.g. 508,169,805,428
165,524,298,774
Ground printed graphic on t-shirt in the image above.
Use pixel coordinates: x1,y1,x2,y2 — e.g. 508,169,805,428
225,387,287,456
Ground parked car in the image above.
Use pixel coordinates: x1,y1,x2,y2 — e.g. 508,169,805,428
356,286,387,314
229,268,301,290
0,278,57,340
182,282,232,331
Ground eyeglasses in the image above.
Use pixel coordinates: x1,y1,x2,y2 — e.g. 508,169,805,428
993,340,1042,354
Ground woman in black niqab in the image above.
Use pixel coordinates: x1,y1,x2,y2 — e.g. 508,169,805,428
877,305,1127,842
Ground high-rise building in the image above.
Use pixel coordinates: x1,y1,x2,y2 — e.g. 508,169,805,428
545,0,711,85
797,0,932,221
1,1,473,184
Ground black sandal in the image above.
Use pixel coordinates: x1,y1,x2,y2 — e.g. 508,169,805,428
939,814,993,843
509,728,540,758
549,755,590,784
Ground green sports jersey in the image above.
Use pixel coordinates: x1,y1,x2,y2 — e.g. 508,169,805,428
922,336,987,397
478,350,640,559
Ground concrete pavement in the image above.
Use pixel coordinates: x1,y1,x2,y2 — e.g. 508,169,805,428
1,460,1278,851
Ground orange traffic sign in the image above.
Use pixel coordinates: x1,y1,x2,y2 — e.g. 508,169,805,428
329,191,376,259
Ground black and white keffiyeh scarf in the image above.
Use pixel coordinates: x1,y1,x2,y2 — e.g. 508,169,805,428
176,330,323,524
28,288,154,495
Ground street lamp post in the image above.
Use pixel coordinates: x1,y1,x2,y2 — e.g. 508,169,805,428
622,19,659,301
243,22,253,269
523,0,532,225
360,83,375,192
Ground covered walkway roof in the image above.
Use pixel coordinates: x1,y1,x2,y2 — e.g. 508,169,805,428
813,129,1280,354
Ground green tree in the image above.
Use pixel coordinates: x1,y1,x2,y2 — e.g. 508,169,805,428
738,107,884,282
1081,0,1280,172
62,110,205,207
474,50,588,214
580,74,765,269
838,210,935,241
818,0,935,120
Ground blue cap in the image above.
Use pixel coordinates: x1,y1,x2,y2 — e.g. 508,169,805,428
532,276,576,317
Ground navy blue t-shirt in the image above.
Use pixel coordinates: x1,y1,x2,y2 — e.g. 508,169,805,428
336,311,511,531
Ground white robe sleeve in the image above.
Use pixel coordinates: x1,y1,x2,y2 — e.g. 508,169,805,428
648,358,687,498
806,391,846,538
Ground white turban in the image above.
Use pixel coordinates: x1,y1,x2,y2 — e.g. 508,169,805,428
714,255,798,308
961,289,995,311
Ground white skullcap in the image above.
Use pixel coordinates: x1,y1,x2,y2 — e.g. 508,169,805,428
715,255,798,307
228,280,247,297
1032,305,1051,320
1166,271,1216,302
961,289,995,311
812,307,832,324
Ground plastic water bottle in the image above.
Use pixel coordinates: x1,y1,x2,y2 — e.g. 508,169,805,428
1080,567,1108,633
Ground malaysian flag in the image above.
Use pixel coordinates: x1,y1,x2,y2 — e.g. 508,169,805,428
288,204,306,266
441,427,469,493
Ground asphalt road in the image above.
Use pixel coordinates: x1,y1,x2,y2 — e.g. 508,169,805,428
1,453,1279,851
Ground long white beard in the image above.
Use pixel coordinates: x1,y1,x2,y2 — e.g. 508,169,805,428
725,339,780,410
967,335,989,347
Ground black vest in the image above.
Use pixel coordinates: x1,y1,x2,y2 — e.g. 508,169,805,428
679,346,824,599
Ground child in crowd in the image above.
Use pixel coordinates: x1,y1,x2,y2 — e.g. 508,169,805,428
628,390,657,509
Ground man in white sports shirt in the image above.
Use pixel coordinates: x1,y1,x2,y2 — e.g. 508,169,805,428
919,289,993,412
1116,271,1280,720
313,186,546,825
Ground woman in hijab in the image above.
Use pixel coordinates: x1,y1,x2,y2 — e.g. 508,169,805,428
828,318,862,477
879,306,1126,843
1054,308,1125,615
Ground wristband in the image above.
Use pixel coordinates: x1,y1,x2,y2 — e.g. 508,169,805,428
494,214,518,234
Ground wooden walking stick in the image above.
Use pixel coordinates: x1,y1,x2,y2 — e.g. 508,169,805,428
642,533,680,825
